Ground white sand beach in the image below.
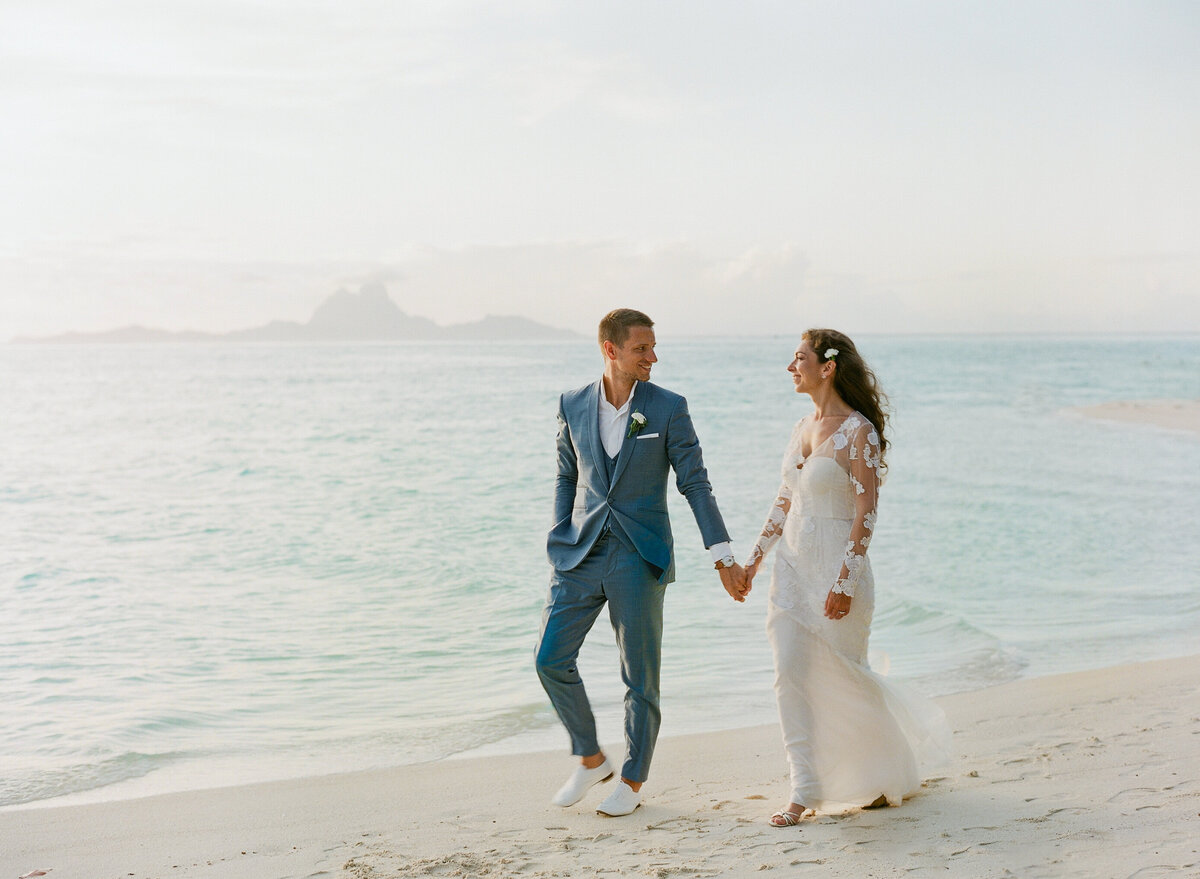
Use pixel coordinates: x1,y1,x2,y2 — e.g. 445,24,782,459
1076,398,1200,435
2,653,1197,879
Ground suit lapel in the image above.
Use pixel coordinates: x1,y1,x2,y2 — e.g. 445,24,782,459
583,380,608,485
609,381,642,489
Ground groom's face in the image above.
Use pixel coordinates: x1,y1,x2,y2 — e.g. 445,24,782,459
608,325,658,383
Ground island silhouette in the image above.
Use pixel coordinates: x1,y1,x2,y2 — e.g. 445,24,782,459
13,283,576,343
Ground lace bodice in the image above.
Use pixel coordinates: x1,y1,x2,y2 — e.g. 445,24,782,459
746,413,882,597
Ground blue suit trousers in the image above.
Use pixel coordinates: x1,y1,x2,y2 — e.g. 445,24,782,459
535,532,666,784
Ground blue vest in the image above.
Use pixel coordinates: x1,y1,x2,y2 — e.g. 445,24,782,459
600,451,636,552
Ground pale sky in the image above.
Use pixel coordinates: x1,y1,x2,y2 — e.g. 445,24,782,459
2,0,1198,338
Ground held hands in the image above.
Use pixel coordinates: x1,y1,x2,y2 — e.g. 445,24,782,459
718,563,751,602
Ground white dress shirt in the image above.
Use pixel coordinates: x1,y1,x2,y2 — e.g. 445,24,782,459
598,380,733,564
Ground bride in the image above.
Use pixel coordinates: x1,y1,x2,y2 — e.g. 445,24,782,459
744,329,950,827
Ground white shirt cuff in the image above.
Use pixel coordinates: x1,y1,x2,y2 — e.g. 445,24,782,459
708,541,733,563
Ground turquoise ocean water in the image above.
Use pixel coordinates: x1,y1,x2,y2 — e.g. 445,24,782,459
1,336,1198,809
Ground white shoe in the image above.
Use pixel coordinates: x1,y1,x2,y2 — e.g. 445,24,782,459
551,759,614,807
596,780,642,816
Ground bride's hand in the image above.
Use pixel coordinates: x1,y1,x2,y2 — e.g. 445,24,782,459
744,561,759,584
824,590,851,621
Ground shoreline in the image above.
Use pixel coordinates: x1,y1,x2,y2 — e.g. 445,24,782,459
2,653,1197,878
1074,398,1200,435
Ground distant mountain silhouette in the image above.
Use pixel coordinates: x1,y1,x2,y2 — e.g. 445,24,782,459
224,282,442,341
12,284,576,343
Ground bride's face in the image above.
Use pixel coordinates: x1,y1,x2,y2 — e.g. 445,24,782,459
788,340,825,395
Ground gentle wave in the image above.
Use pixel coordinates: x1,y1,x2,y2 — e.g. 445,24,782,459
0,751,186,808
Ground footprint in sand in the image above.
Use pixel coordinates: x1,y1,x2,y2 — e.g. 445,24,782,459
645,816,701,832
1106,786,1160,803
1127,866,1195,878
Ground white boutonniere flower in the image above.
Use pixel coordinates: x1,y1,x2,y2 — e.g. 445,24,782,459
627,412,647,438
824,348,839,360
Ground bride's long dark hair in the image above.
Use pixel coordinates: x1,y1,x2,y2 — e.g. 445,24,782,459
803,328,890,469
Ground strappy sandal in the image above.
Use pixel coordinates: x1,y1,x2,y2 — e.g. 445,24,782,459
768,809,804,827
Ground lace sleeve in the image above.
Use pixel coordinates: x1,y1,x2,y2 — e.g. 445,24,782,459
746,420,804,568
832,418,882,597
746,481,792,568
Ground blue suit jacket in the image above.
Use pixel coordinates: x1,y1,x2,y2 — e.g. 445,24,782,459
546,380,730,585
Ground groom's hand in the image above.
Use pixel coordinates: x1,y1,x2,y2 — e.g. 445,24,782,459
718,563,750,602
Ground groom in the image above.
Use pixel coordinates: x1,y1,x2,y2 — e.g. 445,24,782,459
536,308,748,817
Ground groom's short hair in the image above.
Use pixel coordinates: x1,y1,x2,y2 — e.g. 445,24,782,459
599,309,654,348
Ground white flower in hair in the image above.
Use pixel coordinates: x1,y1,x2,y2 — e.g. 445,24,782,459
824,348,839,360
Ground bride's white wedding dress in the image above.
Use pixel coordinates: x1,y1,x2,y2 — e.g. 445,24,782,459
747,413,950,812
